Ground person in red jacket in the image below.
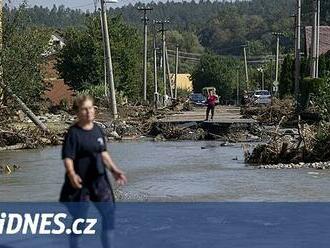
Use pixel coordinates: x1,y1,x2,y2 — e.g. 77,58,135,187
205,90,218,121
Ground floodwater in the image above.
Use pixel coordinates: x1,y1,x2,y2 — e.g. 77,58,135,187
1,141,330,202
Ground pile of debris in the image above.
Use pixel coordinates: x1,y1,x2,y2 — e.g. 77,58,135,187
0,164,20,174
97,104,187,140
245,119,330,165
151,123,206,141
259,161,330,170
241,97,295,125
0,124,62,151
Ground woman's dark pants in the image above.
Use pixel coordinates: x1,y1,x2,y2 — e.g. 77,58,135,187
206,105,215,120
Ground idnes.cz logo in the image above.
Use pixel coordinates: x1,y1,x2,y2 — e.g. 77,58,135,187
0,212,97,235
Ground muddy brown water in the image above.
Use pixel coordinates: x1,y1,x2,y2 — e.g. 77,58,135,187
1,141,330,202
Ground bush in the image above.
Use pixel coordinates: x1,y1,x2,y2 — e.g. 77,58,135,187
299,77,324,110
315,76,330,120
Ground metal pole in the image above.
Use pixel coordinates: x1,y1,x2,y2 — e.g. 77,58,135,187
262,70,264,90
153,21,158,108
310,0,317,78
100,0,118,119
243,46,249,90
270,59,273,83
165,46,173,99
174,44,179,99
236,69,239,106
143,15,148,101
275,35,280,84
272,32,282,96
162,23,166,97
294,0,301,105
155,20,169,99
99,9,109,99
138,7,153,102
316,0,320,78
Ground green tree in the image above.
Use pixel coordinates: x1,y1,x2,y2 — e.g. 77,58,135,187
57,15,143,101
319,51,330,78
315,76,330,119
279,54,294,98
56,18,102,91
191,53,240,101
1,3,50,110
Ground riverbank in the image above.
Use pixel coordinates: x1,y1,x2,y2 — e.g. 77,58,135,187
0,104,263,151
3,101,330,170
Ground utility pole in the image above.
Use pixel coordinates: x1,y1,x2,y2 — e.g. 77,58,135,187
242,45,249,90
152,21,159,108
236,69,240,106
138,6,153,102
316,0,320,78
100,0,118,119
273,32,282,96
294,0,301,107
270,58,273,83
261,69,264,90
155,20,169,101
310,0,317,78
174,44,179,99
99,9,109,100
165,47,173,98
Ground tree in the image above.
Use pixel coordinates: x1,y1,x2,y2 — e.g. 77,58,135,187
191,53,240,101
279,55,294,98
9,0,303,57
57,15,143,101
319,51,330,78
1,3,50,110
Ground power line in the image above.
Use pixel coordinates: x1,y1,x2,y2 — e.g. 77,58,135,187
167,53,200,61
167,49,202,57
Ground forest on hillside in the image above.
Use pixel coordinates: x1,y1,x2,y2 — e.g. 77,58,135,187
4,0,330,56
2,0,330,106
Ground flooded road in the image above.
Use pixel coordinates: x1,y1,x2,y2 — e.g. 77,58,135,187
1,141,330,201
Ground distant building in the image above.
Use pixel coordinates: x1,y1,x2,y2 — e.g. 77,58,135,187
40,32,73,107
42,33,66,57
41,55,75,107
305,26,330,56
170,73,193,91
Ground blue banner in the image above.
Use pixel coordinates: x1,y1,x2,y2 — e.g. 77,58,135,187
0,203,330,248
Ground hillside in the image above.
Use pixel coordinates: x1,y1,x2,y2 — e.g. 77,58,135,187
3,0,330,56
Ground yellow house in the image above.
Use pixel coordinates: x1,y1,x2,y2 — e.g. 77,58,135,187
170,73,193,91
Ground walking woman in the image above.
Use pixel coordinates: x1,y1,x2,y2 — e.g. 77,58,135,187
60,95,127,247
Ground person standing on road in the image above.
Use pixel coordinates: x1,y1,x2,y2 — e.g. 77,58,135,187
204,89,218,121
60,95,127,247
